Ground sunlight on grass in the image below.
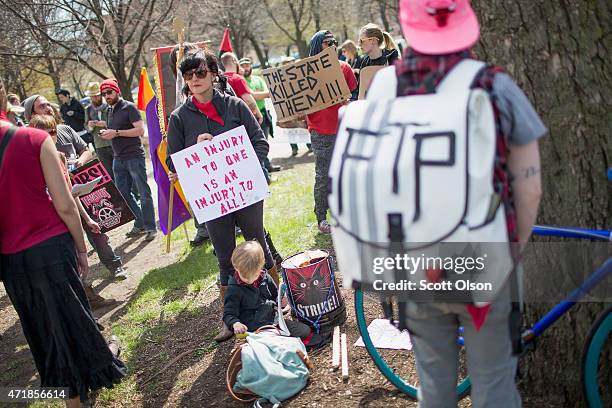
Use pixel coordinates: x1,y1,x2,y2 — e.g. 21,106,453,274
95,160,324,406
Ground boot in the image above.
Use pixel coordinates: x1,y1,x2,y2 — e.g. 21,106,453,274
83,284,116,309
214,285,234,343
267,265,280,286
265,230,283,267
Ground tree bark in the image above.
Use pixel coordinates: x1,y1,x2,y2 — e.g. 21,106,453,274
247,35,268,67
472,1,611,406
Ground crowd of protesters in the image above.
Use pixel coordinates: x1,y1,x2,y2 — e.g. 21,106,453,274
0,1,547,406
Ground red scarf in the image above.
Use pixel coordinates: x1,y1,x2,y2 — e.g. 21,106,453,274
234,270,265,287
191,96,224,126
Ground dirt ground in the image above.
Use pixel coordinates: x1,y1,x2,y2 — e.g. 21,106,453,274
0,144,556,408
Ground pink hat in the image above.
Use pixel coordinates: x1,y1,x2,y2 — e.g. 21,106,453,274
399,0,480,55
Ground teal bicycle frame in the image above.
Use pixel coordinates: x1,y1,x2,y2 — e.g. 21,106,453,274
355,225,612,401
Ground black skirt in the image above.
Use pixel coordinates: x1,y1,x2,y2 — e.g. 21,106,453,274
0,233,127,401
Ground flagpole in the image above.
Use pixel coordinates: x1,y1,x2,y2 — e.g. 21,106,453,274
166,183,175,253
166,17,186,254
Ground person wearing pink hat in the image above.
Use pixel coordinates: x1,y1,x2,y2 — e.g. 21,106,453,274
365,1,547,406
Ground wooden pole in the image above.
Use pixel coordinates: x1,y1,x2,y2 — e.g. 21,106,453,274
332,326,340,370
166,183,175,253
341,333,349,380
182,221,190,242
165,17,185,254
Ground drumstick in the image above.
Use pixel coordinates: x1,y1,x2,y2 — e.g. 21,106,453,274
332,326,340,370
341,333,349,380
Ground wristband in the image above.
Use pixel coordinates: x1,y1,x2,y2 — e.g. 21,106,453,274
115,129,120,137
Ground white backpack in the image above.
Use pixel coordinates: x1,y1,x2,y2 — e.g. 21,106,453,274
329,60,514,303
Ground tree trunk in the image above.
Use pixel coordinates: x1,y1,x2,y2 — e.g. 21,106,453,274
311,0,321,32
248,35,267,67
472,1,611,406
296,38,309,58
378,1,390,32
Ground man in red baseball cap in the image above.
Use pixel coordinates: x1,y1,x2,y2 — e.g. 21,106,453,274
99,79,158,242
364,1,547,406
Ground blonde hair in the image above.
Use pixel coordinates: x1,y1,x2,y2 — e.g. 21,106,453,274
29,114,57,133
360,23,398,51
340,40,358,58
232,240,265,279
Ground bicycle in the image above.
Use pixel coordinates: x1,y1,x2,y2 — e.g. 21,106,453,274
354,225,612,406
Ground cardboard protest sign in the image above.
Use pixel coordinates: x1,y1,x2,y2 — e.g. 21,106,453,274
170,125,270,223
358,65,385,99
262,47,351,122
152,41,209,126
70,160,135,233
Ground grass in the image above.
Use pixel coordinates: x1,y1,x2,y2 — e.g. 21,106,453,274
27,158,323,407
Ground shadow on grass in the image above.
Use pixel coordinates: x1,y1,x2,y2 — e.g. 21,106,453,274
100,243,226,407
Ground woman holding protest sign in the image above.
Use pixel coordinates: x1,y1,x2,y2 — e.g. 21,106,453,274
0,80,126,407
165,50,278,343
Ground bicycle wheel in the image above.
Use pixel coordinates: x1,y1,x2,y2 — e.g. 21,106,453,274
582,305,612,407
354,289,471,400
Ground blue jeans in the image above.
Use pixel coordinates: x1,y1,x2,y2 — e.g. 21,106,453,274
113,156,156,231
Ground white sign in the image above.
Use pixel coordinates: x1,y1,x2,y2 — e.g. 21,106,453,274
273,127,311,144
354,319,412,350
171,125,270,223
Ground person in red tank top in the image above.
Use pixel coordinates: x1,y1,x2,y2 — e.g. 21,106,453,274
0,81,126,406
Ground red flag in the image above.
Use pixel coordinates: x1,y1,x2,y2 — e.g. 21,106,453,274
219,28,233,54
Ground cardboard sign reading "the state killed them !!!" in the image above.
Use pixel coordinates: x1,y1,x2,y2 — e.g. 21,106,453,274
170,126,270,224
262,47,351,122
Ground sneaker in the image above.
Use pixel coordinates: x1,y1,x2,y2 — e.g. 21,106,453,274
268,164,282,172
125,227,145,238
318,220,331,234
144,230,157,242
113,266,127,281
291,149,298,157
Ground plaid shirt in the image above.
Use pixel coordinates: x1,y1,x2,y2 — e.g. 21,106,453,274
395,49,518,242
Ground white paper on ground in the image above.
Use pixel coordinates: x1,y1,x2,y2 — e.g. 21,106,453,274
71,176,103,197
354,318,412,350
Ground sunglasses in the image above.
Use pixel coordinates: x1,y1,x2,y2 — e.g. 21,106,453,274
358,37,375,45
323,39,337,47
101,90,115,96
183,68,209,81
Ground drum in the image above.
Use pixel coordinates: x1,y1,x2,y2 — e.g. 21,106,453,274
281,250,346,332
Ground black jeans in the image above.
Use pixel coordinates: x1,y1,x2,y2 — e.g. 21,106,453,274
95,145,114,180
206,200,274,286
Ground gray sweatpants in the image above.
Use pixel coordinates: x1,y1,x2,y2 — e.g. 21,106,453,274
310,131,336,223
403,283,521,408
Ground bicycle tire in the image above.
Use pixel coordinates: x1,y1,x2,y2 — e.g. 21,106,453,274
581,305,612,407
354,289,472,400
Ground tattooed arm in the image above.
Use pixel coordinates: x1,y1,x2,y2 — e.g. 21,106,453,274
508,140,543,248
